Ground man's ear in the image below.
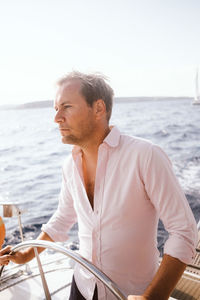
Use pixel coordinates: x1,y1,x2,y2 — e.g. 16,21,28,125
94,99,107,120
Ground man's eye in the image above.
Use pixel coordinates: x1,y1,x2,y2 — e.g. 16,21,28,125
64,105,72,109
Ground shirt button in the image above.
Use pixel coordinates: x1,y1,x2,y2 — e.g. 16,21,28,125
96,259,100,265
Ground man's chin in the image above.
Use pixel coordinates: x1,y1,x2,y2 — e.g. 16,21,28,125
61,136,75,145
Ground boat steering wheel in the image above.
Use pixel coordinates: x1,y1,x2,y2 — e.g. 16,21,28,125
8,240,127,300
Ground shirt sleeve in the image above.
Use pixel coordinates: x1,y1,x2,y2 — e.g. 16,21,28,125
143,144,198,264
41,167,77,242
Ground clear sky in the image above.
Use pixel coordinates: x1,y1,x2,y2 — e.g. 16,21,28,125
0,0,200,105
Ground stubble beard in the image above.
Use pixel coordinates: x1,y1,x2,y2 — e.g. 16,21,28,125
61,123,96,147
61,134,79,145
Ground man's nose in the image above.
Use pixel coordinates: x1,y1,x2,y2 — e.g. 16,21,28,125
54,110,64,123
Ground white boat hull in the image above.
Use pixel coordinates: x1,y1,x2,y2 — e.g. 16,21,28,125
192,101,200,105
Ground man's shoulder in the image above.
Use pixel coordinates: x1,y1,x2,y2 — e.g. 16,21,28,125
119,134,171,169
119,133,168,161
120,133,154,152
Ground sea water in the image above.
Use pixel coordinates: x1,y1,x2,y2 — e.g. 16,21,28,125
0,98,200,253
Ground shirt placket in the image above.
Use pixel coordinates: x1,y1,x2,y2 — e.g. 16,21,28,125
92,144,108,299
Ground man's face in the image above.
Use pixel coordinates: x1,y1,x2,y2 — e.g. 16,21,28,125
54,80,96,146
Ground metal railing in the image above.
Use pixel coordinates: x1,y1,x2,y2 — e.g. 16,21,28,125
11,240,127,300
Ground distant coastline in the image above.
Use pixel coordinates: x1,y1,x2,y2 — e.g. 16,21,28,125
0,97,192,110
0,100,53,110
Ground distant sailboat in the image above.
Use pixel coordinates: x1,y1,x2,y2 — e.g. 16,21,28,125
192,68,200,105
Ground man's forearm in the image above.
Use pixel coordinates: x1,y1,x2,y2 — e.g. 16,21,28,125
143,254,186,300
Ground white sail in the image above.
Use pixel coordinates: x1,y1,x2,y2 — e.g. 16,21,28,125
193,68,200,105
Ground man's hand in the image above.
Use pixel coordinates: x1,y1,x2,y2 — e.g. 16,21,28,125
0,246,13,265
128,296,147,300
0,232,54,267
0,246,11,265
0,245,27,265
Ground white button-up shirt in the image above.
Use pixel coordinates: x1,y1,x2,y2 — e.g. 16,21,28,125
42,126,198,300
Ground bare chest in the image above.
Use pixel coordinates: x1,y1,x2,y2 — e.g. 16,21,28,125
85,179,95,209
82,155,97,210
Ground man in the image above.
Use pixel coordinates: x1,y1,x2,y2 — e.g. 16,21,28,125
0,72,198,300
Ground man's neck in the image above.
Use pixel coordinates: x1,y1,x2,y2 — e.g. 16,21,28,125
81,126,110,161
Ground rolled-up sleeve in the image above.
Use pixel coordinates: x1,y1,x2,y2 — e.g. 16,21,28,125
41,167,77,242
143,144,198,264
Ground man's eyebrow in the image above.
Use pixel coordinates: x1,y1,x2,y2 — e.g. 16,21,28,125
60,101,73,105
54,101,73,108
